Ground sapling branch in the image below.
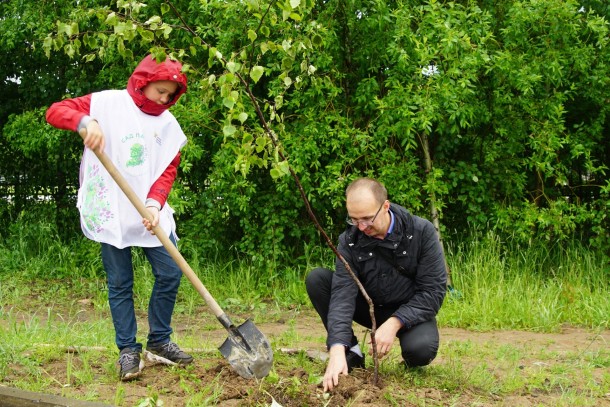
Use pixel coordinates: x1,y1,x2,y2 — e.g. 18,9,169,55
166,0,381,384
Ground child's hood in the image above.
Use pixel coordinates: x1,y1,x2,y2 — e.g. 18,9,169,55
126,55,188,116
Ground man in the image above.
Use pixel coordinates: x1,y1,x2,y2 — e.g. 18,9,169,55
306,177,447,391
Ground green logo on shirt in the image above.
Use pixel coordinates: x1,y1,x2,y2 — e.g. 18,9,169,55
126,143,145,167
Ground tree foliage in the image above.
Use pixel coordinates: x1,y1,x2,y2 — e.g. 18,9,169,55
1,0,608,261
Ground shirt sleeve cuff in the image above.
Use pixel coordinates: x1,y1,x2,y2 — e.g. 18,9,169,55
145,198,161,210
77,115,95,132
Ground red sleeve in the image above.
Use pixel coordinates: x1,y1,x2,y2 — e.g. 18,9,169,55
147,152,181,207
45,94,92,131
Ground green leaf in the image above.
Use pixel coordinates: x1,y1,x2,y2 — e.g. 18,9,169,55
242,133,253,144
220,83,231,98
114,22,125,35
247,30,257,42
139,29,154,42
223,125,237,136
250,66,264,83
281,57,293,70
144,16,161,25
290,0,301,8
70,22,79,36
160,4,170,14
270,168,281,179
105,12,118,26
223,97,235,109
255,136,266,152
57,22,68,36
43,36,53,58
227,61,237,73
278,160,290,175
246,0,260,10
83,33,96,49
238,112,248,124
65,43,75,58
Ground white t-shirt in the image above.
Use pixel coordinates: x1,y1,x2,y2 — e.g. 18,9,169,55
76,90,186,248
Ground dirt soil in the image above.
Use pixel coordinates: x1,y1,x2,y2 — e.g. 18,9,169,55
2,305,609,407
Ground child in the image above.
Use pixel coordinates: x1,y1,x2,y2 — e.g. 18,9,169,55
46,54,193,381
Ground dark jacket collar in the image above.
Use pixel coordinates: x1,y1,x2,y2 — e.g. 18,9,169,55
345,203,413,250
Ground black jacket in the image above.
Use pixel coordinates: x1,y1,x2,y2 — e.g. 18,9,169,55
327,203,447,348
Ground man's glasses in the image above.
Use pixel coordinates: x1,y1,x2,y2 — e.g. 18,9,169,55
346,201,384,227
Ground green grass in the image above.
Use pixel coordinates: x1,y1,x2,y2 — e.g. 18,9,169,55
440,231,609,331
0,222,608,405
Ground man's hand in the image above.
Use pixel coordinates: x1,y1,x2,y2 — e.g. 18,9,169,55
323,345,349,392
142,206,160,234
82,120,105,152
368,316,403,358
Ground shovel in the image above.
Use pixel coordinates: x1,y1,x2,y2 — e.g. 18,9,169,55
78,129,273,379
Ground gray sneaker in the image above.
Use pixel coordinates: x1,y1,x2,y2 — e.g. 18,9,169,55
146,341,193,366
118,348,141,381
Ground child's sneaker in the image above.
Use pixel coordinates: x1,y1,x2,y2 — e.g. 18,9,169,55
146,341,193,366
118,348,142,381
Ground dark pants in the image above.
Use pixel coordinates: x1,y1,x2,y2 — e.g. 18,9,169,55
305,267,440,367
101,233,182,352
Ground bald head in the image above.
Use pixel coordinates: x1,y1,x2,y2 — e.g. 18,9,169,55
345,178,387,205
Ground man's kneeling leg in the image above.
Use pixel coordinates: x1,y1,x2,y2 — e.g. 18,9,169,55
398,318,440,367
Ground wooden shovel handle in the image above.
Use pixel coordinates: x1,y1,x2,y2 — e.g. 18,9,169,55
78,129,225,318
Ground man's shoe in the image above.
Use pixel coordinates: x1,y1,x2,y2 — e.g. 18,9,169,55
146,341,193,366
118,348,142,381
346,350,365,372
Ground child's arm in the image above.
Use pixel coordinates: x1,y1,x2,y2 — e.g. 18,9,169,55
146,152,181,209
46,94,93,131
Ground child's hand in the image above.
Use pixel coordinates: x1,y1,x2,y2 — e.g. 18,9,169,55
83,120,105,152
142,206,160,234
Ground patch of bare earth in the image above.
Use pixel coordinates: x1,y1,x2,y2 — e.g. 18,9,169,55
2,302,609,406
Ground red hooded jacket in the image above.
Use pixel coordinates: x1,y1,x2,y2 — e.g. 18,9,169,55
127,55,187,116
45,55,188,207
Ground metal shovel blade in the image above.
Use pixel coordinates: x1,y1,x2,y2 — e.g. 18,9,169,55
219,319,273,379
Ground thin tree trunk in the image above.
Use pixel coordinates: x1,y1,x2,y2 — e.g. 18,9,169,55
420,133,453,289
